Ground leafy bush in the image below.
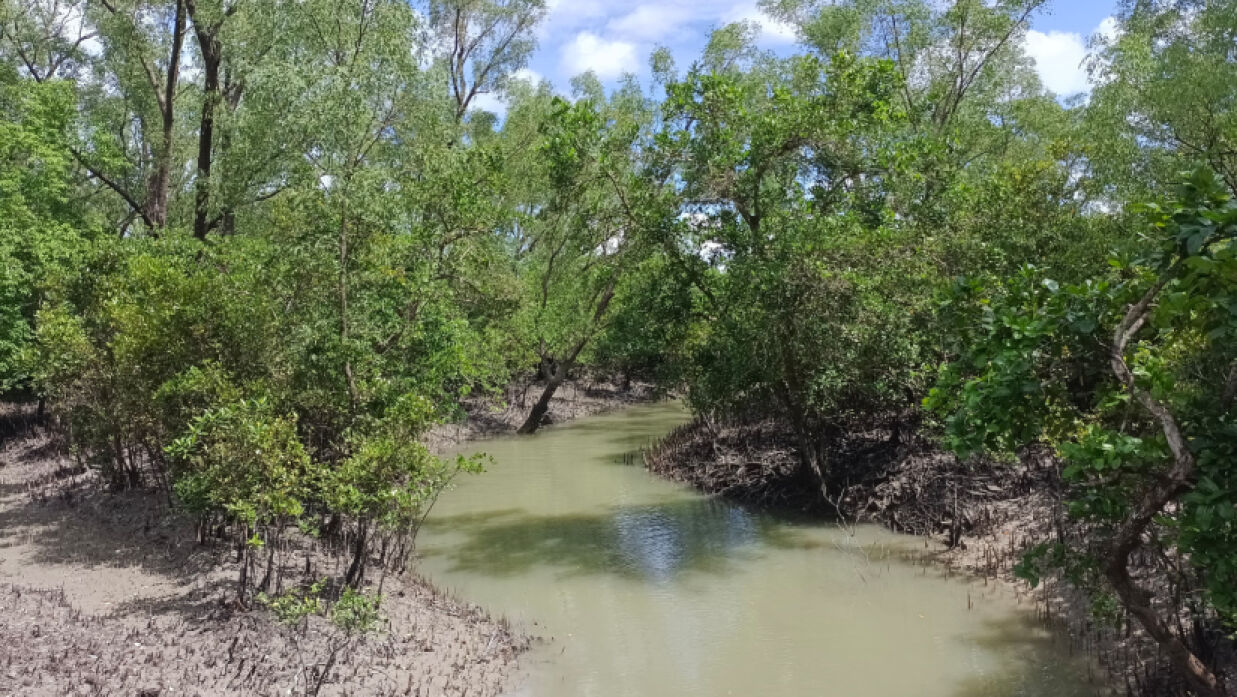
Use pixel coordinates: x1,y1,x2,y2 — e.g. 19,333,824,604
259,579,327,630
167,399,311,533
329,587,383,635
928,170,1237,694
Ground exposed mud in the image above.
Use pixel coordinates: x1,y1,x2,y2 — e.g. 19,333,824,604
0,377,660,697
0,404,532,697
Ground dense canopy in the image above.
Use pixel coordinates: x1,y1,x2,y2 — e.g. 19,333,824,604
1,0,1233,693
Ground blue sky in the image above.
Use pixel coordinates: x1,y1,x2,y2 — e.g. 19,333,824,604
480,0,1121,109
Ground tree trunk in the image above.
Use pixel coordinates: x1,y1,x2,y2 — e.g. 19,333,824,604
344,521,368,588
338,199,358,413
517,366,566,435
236,534,250,603
779,370,829,503
258,538,276,592
145,0,186,230
1104,563,1223,697
518,282,617,435
1103,271,1225,697
217,67,243,236
188,4,222,240
794,437,826,498
537,355,557,381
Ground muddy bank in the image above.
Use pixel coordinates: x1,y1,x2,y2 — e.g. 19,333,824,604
0,408,532,697
643,416,1235,697
425,377,658,451
1,580,521,697
0,377,658,697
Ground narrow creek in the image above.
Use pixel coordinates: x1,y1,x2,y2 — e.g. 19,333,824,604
417,402,1103,697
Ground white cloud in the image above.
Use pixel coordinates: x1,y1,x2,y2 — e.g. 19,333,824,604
561,32,639,79
1096,16,1121,44
607,5,695,42
722,3,797,44
540,0,610,40
470,91,506,116
511,67,543,85
1025,28,1089,96
1024,16,1118,97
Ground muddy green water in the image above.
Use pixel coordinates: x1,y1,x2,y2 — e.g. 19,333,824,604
417,402,1101,697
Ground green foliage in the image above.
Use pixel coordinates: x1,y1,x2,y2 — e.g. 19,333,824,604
924,268,1123,458
930,170,1237,630
329,587,384,635
259,581,383,637
1013,542,1092,588
28,236,280,483
637,3,1110,489
167,399,311,528
259,580,327,628
3,1,1236,688
0,71,94,390
1087,0,1237,201
590,254,696,384
650,48,936,481
324,394,488,531
27,225,495,587
494,82,665,432
512,91,654,359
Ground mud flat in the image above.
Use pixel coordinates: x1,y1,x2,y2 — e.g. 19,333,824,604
0,376,661,697
0,406,525,697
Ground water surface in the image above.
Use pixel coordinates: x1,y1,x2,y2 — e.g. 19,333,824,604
417,402,1100,697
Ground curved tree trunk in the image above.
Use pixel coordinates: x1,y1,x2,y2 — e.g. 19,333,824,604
518,282,618,435
1105,273,1225,697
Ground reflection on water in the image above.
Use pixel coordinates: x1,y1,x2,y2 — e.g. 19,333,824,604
416,402,1104,697
422,498,776,582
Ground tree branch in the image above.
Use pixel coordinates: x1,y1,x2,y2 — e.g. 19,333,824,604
1105,266,1223,697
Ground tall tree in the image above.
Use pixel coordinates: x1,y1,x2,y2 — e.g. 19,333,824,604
0,62,95,392
84,0,187,230
504,81,656,434
427,0,545,121
1087,0,1237,201
183,0,234,239
649,25,930,492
